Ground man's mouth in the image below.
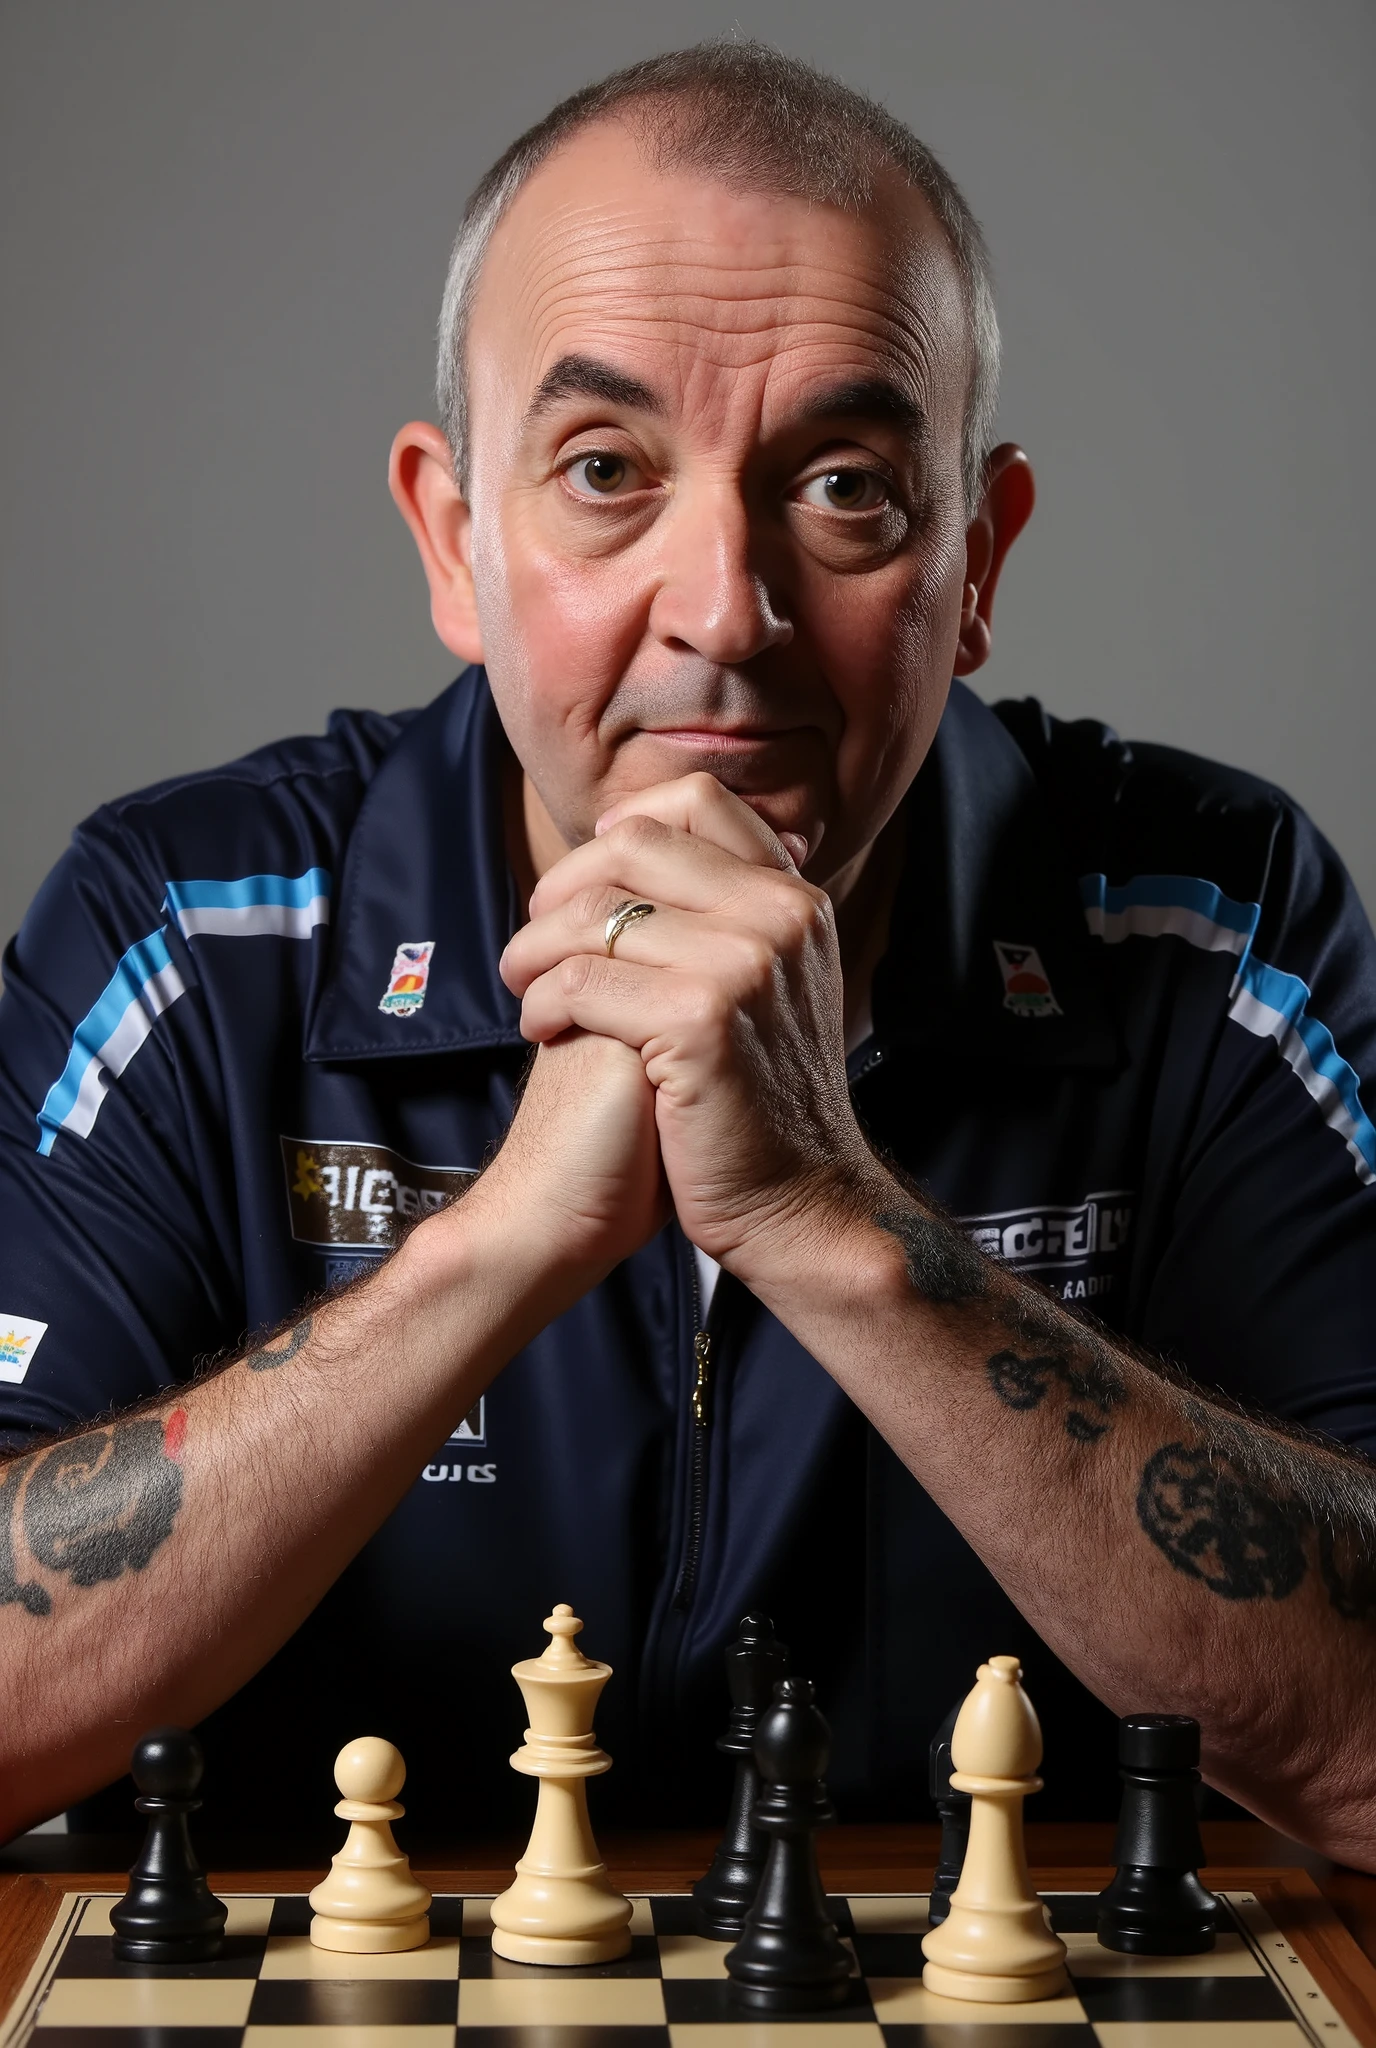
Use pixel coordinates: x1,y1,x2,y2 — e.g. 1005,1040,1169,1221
640,725,809,750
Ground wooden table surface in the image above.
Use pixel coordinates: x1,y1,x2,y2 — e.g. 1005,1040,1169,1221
2,1819,1375,2041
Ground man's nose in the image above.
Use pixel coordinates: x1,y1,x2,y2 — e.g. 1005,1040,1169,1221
647,485,793,664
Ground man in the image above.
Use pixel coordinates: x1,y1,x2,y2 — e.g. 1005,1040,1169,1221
1,44,1374,1861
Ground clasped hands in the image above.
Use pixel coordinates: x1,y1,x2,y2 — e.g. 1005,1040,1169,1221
496,774,882,1290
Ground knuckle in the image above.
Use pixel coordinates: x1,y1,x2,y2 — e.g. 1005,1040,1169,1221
614,813,664,854
557,954,595,995
738,933,776,985
571,885,611,932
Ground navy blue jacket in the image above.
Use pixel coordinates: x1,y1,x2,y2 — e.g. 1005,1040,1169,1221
2,669,1374,1832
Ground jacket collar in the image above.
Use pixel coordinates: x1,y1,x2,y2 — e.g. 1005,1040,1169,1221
307,670,525,1061
307,668,1117,1071
872,681,1118,1069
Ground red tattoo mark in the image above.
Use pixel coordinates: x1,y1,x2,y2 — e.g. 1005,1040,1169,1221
163,1408,188,1460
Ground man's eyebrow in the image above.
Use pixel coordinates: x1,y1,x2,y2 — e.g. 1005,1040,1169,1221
522,354,664,430
796,377,927,441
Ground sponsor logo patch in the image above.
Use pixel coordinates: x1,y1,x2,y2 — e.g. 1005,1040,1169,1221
993,939,1062,1018
281,1136,476,1251
0,1316,49,1385
960,1189,1134,1302
379,940,435,1018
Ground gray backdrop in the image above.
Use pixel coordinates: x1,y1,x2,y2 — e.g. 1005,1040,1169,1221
3,0,1373,947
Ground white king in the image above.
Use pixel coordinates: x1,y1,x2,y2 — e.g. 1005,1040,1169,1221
490,1604,633,1965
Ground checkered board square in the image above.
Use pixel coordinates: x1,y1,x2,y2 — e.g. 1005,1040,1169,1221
1,1888,1359,2046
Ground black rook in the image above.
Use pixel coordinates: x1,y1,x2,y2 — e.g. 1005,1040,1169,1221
111,1728,228,1964
1096,1714,1219,1955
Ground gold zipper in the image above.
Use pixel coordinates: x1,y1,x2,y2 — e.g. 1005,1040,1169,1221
691,1329,712,1427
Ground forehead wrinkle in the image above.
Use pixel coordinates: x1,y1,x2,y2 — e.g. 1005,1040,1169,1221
477,171,967,457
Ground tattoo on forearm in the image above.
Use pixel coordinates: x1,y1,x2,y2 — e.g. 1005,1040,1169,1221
0,1407,186,1618
1137,1442,1308,1600
987,1349,1125,1443
1135,1398,1376,1618
874,1206,993,1305
0,1462,52,1615
245,1315,313,1371
874,1197,1376,1624
875,1202,1126,1446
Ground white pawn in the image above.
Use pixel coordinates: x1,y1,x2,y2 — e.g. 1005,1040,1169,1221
309,1737,431,1953
490,1605,633,1966
921,1656,1068,2002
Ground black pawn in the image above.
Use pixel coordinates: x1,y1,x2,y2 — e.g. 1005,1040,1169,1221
927,1694,971,1927
111,1728,228,1964
693,1612,790,1939
1096,1715,1219,1954
725,1677,852,2011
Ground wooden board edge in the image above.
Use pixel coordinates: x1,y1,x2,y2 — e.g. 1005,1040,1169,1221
0,1881,81,2044
1241,1868,1376,2047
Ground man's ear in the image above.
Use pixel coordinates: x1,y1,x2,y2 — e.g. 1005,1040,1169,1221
388,422,484,664
952,444,1035,678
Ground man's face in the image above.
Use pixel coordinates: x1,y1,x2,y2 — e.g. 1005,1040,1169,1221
463,121,973,884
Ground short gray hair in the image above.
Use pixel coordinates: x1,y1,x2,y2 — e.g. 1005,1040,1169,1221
437,41,1000,518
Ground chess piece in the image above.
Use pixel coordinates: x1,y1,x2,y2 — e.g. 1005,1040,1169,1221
309,1737,431,1952
724,1676,853,2011
693,1611,791,1939
921,1656,1068,2002
490,1604,633,1965
1096,1715,1218,1953
110,1727,228,1964
927,1694,971,1927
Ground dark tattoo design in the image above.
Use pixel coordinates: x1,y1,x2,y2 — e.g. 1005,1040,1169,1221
1318,1526,1376,1622
874,1206,993,1305
874,1198,1127,1446
875,1195,1376,1620
22,1419,183,1589
1137,1442,1308,1600
0,1460,51,1615
246,1315,313,1371
986,1347,1125,1444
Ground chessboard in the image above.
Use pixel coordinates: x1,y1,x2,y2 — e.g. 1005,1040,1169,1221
1,1884,1365,2045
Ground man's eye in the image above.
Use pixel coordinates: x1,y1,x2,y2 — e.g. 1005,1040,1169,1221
797,469,889,512
565,453,641,497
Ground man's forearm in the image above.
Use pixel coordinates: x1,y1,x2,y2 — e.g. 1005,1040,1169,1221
742,1183,1376,1867
0,1179,586,1837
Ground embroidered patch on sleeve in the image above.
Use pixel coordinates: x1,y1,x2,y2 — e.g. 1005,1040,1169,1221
993,939,1062,1017
378,940,435,1017
0,1316,49,1385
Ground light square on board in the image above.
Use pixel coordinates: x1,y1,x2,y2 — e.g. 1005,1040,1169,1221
667,2027,885,2047
865,1975,1089,2025
656,1933,731,1978
37,1973,256,2026
258,1931,461,1977
1091,2026,1309,2048
845,1893,930,1933
458,1973,668,2026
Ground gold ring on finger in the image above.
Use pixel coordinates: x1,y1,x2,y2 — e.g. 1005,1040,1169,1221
604,900,656,957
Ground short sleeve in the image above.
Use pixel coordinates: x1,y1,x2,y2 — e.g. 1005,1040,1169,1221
0,825,242,1444
1138,804,1376,1452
